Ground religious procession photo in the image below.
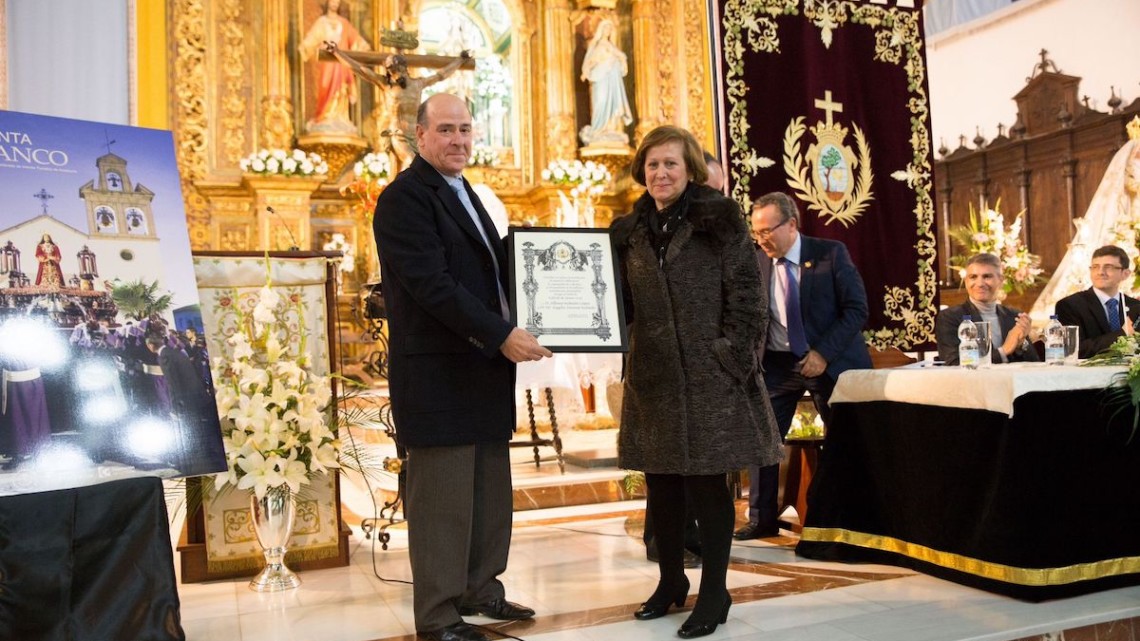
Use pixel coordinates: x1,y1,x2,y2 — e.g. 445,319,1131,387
0,110,225,495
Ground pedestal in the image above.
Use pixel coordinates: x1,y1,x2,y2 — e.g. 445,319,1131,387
297,132,368,182
244,175,326,250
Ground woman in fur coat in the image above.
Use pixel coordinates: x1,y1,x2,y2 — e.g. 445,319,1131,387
610,125,783,639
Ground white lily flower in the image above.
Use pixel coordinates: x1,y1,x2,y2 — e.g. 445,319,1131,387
237,451,286,499
278,454,309,494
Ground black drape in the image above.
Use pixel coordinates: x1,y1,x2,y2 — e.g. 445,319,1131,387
0,477,184,641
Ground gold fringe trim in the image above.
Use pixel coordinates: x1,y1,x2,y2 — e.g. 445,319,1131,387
801,527,1140,586
206,543,342,574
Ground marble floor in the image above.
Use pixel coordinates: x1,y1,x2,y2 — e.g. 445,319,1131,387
175,454,1140,641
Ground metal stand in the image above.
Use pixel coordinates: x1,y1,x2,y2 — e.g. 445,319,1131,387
359,398,405,550
360,445,406,550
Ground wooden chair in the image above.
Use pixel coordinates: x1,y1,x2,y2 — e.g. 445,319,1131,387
511,387,565,473
777,346,918,532
869,346,919,369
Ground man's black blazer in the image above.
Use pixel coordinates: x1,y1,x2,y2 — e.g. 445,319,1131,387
1054,288,1140,359
373,155,516,447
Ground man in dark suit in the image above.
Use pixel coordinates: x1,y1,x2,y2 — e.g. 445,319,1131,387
735,192,871,540
935,253,1039,365
1055,245,1140,359
373,93,551,641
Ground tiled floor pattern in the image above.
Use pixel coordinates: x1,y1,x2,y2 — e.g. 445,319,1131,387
179,420,1140,641
177,509,1140,641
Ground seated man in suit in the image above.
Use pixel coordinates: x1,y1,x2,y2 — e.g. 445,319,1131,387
936,252,1040,365
1054,245,1140,358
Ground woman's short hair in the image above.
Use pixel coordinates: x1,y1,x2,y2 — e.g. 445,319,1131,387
630,125,708,187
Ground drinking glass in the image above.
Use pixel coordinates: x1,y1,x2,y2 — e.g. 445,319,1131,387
1063,325,1080,365
973,321,992,367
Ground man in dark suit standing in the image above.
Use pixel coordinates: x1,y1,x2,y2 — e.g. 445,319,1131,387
374,93,551,641
1055,245,1140,358
735,192,871,540
934,253,1039,365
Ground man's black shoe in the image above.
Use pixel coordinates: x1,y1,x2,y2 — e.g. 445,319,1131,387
458,598,535,620
732,521,780,540
418,622,489,641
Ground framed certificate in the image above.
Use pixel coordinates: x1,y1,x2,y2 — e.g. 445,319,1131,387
508,227,628,352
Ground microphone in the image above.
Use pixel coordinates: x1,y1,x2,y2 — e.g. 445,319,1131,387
266,206,301,251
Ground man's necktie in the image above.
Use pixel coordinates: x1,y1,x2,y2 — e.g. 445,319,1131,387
779,257,808,356
450,180,509,319
1107,297,1122,331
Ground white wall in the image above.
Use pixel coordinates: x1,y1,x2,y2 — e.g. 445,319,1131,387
926,0,1140,154
6,0,130,124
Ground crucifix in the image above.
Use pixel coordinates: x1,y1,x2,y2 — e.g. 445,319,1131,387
814,90,844,127
102,130,117,155
33,188,54,215
321,24,474,173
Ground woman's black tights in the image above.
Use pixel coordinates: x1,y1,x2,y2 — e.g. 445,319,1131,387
644,473,734,622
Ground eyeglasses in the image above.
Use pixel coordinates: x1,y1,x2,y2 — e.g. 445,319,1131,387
752,218,789,241
1089,263,1127,273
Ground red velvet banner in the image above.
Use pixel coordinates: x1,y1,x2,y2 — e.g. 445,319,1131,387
715,0,938,349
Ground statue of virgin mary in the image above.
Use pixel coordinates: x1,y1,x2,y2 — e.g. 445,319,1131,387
579,19,633,147
1031,122,1140,318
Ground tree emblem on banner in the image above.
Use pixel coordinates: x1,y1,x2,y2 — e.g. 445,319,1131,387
783,90,874,227
721,0,937,350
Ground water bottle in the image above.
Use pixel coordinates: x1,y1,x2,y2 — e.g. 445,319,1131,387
1044,314,1065,364
957,315,979,369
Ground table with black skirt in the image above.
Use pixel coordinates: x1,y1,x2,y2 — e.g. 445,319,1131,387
0,476,184,641
796,363,1140,601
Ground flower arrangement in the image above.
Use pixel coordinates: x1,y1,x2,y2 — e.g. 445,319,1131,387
474,55,512,103
786,408,825,440
1082,335,1140,443
340,152,392,221
541,159,612,199
240,148,329,178
353,151,391,183
469,145,500,168
948,201,1045,294
212,268,340,499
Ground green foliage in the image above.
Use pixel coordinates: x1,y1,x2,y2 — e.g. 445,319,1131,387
110,278,174,320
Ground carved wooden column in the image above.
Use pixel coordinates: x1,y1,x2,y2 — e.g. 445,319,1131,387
372,0,403,40
261,0,294,150
1061,156,1077,231
543,0,577,161
1017,166,1031,245
631,0,659,145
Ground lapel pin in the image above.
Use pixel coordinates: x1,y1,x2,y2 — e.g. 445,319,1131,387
803,260,813,269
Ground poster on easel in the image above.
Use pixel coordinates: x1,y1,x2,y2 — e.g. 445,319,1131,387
0,109,226,496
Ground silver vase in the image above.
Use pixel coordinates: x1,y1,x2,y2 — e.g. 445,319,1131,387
248,485,301,592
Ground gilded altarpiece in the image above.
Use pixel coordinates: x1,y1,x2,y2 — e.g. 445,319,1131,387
165,0,718,372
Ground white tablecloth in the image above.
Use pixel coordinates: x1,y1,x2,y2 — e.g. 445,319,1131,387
830,362,1127,416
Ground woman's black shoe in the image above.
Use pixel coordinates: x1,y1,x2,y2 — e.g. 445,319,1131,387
676,593,731,638
633,576,690,620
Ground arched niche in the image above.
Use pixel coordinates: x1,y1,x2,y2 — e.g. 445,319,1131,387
402,0,535,176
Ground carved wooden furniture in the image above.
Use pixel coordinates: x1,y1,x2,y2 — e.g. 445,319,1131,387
934,56,1140,285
